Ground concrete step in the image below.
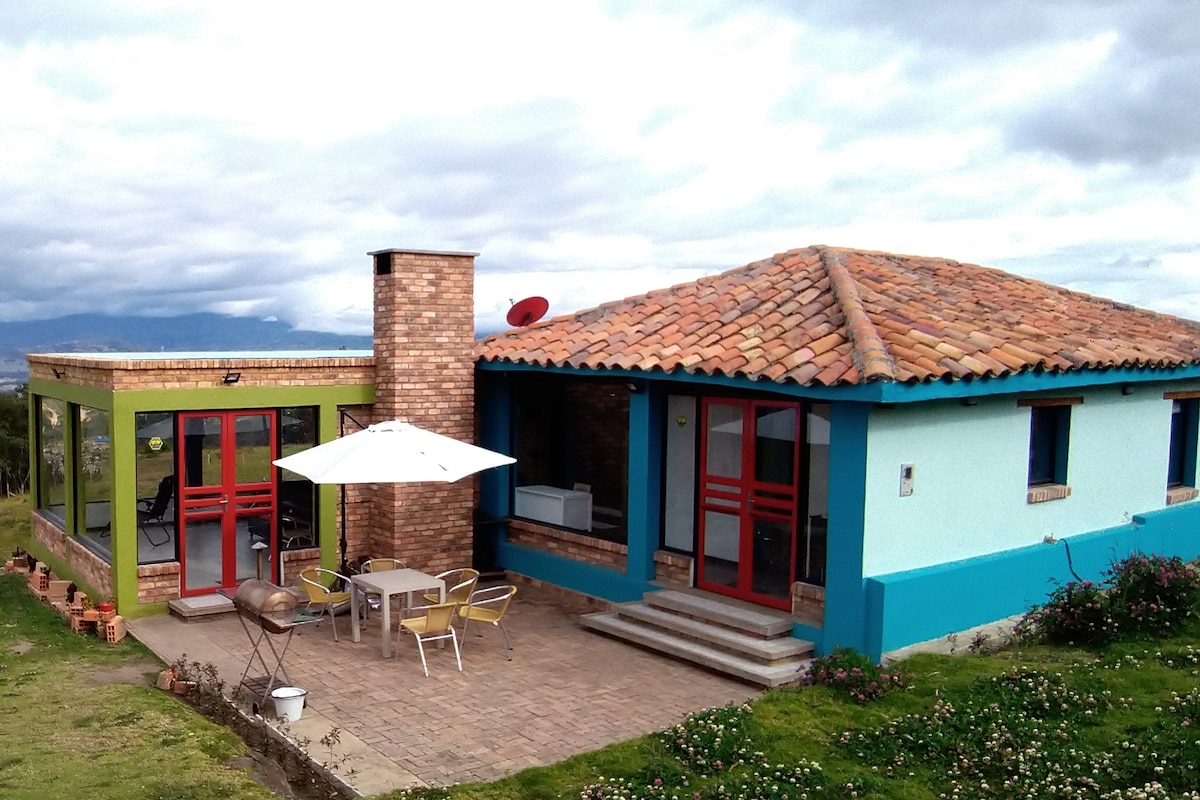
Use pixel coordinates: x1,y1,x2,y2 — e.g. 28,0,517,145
646,589,794,637
168,594,235,620
615,603,813,664
581,611,808,688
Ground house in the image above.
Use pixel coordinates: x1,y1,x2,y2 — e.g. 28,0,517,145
474,245,1200,659
25,245,1200,664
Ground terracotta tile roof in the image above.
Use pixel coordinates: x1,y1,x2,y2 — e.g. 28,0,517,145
477,246,1200,387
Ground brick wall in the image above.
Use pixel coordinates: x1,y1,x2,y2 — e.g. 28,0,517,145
369,249,477,574
31,513,114,600
506,519,627,571
27,355,373,391
281,548,321,586
792,582,825,628
137,562,180,604
653,550,692,587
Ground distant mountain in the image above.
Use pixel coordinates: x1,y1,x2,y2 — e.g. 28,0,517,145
0,313,373,390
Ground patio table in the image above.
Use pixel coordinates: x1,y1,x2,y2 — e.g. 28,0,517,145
349,568,445,658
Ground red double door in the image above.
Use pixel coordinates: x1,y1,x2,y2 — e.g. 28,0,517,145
177,411,277,596
696,399,801,610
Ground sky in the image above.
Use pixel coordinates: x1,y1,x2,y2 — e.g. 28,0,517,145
2,0,1199,336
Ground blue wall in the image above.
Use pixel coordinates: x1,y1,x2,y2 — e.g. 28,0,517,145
861,500,1200,658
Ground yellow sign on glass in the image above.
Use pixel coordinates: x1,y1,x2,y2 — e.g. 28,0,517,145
148,436,164,452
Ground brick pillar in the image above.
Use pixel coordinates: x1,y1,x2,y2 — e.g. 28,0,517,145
368,248,477,573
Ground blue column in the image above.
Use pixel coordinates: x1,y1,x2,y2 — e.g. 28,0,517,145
477,372,513,520
821,401,870,655
626,381,663,582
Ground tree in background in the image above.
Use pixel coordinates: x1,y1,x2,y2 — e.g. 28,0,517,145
0,385,29,495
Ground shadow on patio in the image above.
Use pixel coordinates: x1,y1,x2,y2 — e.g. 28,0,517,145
129,582,759,796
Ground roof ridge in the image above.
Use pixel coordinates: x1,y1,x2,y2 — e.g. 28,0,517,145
819,247,895,382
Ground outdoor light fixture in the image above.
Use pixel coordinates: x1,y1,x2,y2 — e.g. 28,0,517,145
222,371,241,385
52,368,66,379
1120,384,1134,396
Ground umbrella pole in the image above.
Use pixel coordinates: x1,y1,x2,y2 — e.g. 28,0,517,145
337,410,366,575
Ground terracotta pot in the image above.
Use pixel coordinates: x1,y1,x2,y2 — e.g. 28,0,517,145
97,601,115,613
173,680,197,696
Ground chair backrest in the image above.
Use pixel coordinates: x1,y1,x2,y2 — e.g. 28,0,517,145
439,568,480,604
362,558,403,573
464,584,517,620
420,602,458,635
298,567,328,604
148,475,175,517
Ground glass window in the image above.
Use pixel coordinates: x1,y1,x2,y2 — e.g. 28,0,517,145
513,375,629,541
38,397,67,525
136,411,177,564
278,407,317,550
77,406,112,535
1028,405,1071,486
1167,399,1198,488
801,403,830,586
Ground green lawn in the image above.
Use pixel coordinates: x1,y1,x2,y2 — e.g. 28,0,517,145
6,493,1200,800
0,495,277,800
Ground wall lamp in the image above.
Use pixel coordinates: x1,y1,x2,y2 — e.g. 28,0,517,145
1120,384,1134,396
52,368,66,379
222,371,241,385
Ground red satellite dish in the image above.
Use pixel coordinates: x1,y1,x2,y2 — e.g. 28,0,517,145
506,296,549,327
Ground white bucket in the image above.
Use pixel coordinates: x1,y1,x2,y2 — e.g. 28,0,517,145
271,686,307,722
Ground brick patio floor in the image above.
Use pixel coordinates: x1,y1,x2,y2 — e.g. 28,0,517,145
128,584,759,796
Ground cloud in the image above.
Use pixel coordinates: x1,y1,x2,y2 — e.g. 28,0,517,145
0,0,1198,340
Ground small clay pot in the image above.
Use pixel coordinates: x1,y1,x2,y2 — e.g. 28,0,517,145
97,601,115,613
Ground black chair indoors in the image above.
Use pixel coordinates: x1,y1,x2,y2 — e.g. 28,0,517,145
137,475,174,547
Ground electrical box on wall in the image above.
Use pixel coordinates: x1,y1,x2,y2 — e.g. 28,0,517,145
900,463,915,496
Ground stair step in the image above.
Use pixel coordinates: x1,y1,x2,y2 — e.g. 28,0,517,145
646,589,793,637
581,611,809,688
616,603,812,663
168,594,234,620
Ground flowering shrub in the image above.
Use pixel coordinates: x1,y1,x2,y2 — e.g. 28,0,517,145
1014,578,1117,645
798,647,911,702
660,703,755,776
1016,554,1200,646
1106,554,1200,637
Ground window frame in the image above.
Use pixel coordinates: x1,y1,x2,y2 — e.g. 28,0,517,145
1164,391,1200,505
1019,397,1081,503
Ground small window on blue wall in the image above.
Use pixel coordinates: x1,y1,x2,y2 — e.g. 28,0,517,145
1028,404,1072,486
1167,398,1198,488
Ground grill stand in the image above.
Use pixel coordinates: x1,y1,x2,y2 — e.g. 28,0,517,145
219,589,319,715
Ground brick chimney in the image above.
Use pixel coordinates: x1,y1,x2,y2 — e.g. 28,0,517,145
368,248,477,572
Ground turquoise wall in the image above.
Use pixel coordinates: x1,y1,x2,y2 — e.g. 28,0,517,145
863,500,1200,657
861,383,1198,577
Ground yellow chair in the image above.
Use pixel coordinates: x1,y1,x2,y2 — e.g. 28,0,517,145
398,602,462,677
360,558,405,618
422,567,480,606
299,567,353,641
458,585,517,659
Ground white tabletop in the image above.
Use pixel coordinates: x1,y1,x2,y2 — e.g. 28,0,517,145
349,568,446,659
352,568,443,595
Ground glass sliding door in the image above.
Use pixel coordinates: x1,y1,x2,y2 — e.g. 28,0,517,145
178,411,276,595
697,398,800,609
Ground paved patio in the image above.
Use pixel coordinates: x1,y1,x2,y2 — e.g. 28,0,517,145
128,583,759,797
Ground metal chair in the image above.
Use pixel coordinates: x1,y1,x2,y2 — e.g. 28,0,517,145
299,567,353,641
422,567,480,606
360,558,405,618
136,475,174,547
398,601,462,677
457,584,517,659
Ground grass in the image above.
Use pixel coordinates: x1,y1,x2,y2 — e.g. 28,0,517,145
6,492,1200,799
0,494,276,800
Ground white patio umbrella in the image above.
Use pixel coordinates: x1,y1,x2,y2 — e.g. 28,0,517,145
271,419,516,570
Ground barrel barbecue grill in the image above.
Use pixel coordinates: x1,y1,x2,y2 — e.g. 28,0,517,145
221,579,319,713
